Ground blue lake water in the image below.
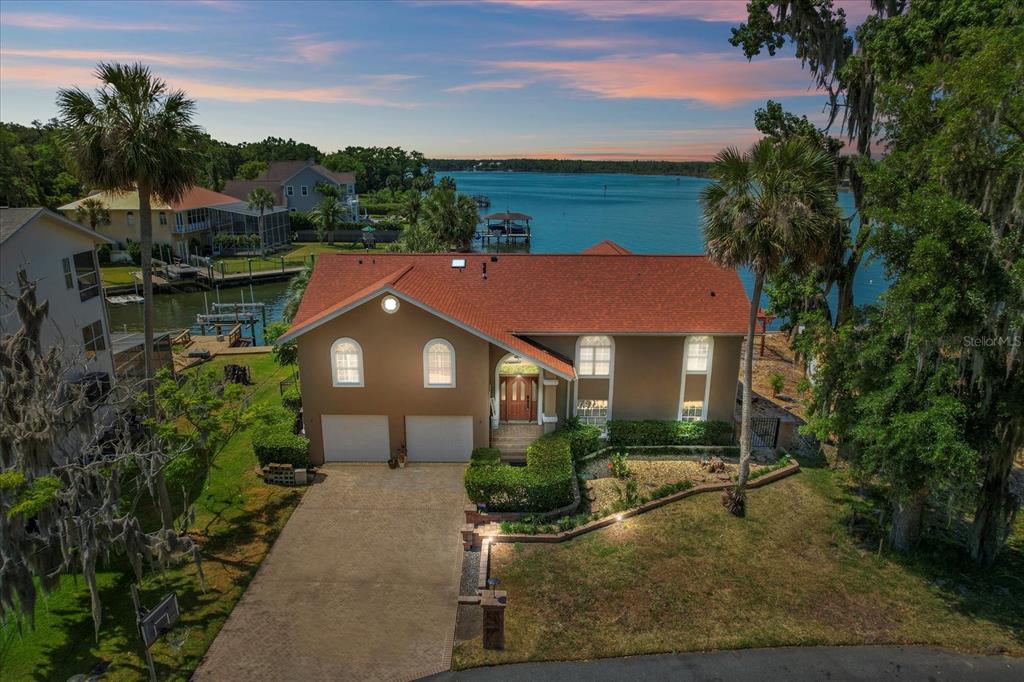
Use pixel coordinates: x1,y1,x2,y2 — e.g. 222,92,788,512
445,171,888,316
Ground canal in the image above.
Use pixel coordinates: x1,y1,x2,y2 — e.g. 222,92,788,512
106,280,290,345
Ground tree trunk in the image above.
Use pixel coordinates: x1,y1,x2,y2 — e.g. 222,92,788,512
138,183,175,533
969,432,1019,566
889,488,927,552
737,270,764,493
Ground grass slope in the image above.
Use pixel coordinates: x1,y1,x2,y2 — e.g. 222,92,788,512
0,354,302,681
454,462,1023,668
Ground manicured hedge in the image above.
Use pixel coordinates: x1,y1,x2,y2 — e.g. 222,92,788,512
470,447,502,467
282,384,302,413
565,425,602,460
252,424,311,469
606,420,734,447
464,430,576,512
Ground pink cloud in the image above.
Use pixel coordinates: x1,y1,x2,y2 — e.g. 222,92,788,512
445,78,529,93
1,47,232,70
501,36,651,50
484,52,817,105
282,35,348,64
481,0,874,24
0,62,415,108
0,11,188,31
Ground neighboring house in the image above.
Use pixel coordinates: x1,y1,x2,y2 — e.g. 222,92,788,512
59,187,291,258
223,159,358,216
277,241,749,465
0,207,115,383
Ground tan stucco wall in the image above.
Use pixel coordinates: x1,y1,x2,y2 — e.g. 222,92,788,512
63,209,177,247
707,335,742,421
297,293,490,465
609,336,684,421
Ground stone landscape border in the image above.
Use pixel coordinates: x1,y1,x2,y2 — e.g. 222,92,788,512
464,458,800,547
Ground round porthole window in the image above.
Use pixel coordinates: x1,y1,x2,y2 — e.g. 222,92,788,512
382,295,400,314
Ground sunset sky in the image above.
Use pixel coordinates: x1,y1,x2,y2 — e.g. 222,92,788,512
0,0,871,160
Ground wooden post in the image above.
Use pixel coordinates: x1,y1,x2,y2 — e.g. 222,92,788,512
130,584,158,682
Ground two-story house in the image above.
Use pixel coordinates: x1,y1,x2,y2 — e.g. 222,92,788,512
1,208,115,382
60,186,291,258
223,159,358,217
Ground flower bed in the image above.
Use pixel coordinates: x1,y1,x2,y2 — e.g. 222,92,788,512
581,455,755,513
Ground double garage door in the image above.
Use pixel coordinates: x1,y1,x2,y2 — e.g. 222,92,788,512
321,415,473,462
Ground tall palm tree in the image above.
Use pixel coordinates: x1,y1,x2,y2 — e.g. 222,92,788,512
247,187,275,256
421,187,478,250
282,266,312,324
58,63,204,531
311,195,344,245
701,137,837,516
74,196,111,231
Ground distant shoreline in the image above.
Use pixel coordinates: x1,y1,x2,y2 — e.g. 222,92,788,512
428,158,713,178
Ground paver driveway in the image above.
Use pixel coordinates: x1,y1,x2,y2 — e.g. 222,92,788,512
196,463,467,682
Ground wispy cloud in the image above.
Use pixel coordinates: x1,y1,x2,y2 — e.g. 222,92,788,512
480,0,873,24
1,47,233,70
483,52,816,105
0,10,189,32
0,62,417,108
445,78,529,93
500,36,652,50
193,0,245,11
279,35,348,64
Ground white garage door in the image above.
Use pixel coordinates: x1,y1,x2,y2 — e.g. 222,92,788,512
322,415,390,461
406,416,474,462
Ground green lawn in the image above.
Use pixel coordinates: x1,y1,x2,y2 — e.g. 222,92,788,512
100,265,139,287
212,242,388,275
0,353,303,681
454,460,1024,668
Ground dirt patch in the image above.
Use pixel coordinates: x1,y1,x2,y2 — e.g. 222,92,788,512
744,331,810,421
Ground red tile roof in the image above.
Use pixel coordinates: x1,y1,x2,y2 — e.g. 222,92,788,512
282,247,750,378
222,180,284,204
582,240,633,255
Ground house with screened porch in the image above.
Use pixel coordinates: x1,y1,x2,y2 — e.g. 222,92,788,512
276,240,749,464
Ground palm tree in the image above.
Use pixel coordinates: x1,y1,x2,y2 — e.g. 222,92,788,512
282,266,312,323
421,187,478,250
700,137,837,516
58,63,204,531
311,195,345,245
247,187,275,256
74,196,111,231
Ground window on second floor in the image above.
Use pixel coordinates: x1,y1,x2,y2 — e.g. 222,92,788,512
62,257,74,289
300,185,309,196
577,335,612,377
159,212,168,225
73,250,100,301
332,337,363,387
423,339,455,387
82,319,106,358
685,336,710,372
126,211,134,226
286,185,294,197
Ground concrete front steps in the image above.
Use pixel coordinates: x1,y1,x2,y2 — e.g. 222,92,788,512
490,423,543,463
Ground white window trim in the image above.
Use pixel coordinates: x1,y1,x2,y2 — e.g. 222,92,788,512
300,185,308,196
423,338,456,388
677,336,714,421
575,335,614,378
331,337,364,387
286,185,294,196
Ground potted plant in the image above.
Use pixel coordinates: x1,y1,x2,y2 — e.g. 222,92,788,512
396,443,408,469
388,455,398,469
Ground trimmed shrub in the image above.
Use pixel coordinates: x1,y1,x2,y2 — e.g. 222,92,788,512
565,424,602,460
606,419,734,447
248,403,294,428
252,424,310,469
470,447,501,467
464,431,575,512
282,384,302,413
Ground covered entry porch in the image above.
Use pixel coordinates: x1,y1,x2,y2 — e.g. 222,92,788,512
489,348,566,460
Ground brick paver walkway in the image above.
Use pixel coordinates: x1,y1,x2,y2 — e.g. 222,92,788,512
195,463,467,681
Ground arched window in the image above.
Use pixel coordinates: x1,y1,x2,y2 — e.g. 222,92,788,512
331,338,363,387
685,336,710,372
577,335,612,377
679,335,713,421
423,338,455,387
